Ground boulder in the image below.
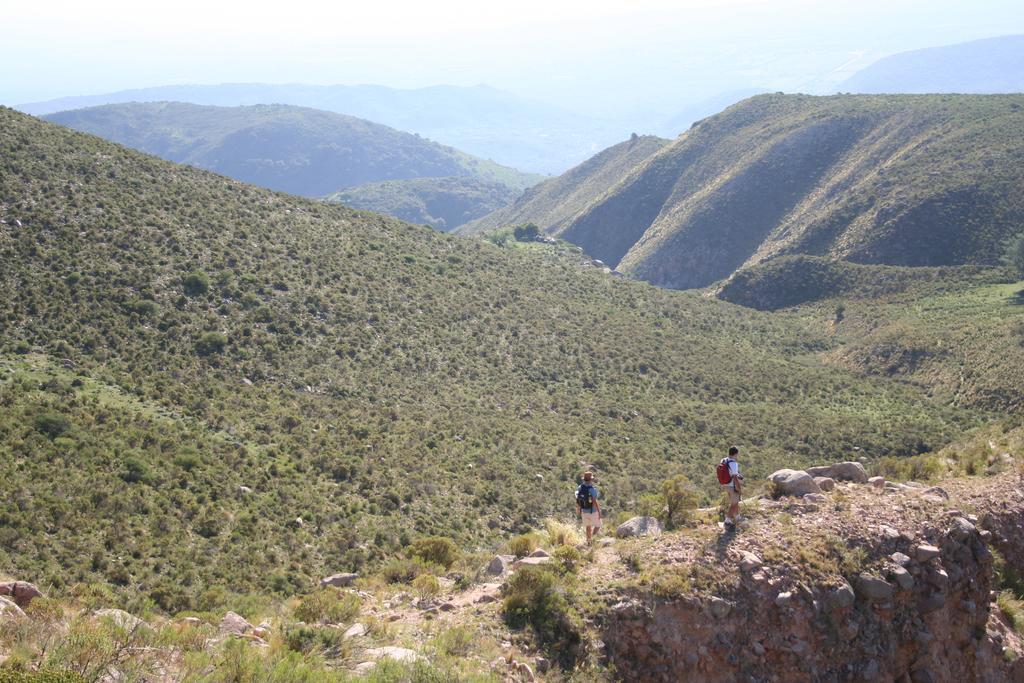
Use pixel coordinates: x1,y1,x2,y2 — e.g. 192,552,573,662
528,549,551,559
486,555,515,575
891,552,912,567
806,462,869,484
708,596,732,618
831,582,856,609
768,469,821,497
892,567,915,591
616,516,663,538
855,574,894,602
219,611,253,636
0,581,44,608
319,573,359,588
0,596,26,620
343,623,367,640
868,476,886,489
813,477,836,492
738,551,763,572
95,608,150,632
512,556,552,570
915,545,941,562
921,486,949,501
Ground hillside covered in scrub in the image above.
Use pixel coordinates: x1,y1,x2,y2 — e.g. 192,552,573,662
325,176,518,232
0,105,1000,613
471,94,1024,291
43,102,541,199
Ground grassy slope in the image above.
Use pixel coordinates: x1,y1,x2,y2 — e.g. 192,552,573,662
720,259,1024,411
43,102,542,197
324,176,519,232
457,135,668,236
0,107,988,610
532,94,1024,290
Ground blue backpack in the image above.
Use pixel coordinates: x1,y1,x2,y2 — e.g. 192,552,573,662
576,483,595,510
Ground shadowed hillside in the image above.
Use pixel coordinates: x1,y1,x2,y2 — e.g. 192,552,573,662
457,134,668,236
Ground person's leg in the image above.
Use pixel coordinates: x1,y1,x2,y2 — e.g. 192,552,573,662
585,525,593,542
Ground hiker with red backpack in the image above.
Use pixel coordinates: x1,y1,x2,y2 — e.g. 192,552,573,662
717,446,744,528
576,471,601,544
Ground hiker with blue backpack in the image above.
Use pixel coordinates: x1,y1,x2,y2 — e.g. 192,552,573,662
576,471,601,543
717,446,744,528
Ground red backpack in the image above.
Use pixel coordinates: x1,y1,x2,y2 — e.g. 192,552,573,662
716,458,734,485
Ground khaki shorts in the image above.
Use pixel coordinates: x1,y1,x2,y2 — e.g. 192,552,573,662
724,488,741,505
582,511,602,528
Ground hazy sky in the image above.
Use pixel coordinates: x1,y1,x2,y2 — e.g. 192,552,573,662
4,0,1023,113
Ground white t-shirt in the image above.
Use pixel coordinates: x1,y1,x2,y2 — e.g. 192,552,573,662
725,459,740,489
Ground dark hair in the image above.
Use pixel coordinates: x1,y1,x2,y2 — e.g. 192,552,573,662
728,446,739,456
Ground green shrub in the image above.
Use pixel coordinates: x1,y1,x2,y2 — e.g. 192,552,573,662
182,271,210,296
0,672,86,683
552,545,584,574
661,474,699,530
283,625,346,655
293,588,360,624
379,557,436,584
431,624,476,657
408,536,460,569
507,534,538,558
195,331,227,356
502,564,582,668
32,411,71,439
411,573,441,599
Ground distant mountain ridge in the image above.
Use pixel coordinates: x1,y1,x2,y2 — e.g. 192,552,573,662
838,35,1024,94
44,101,541,202
471,93,1024,290
22,83,625,173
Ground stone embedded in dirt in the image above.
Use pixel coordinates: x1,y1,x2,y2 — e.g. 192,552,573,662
915,544,941,562
775,591,794,607
219,611,253,636
868,476,886,489
343,623,367,640
921,486,949,501
535,656,550,673
354,661,377,674
528,548,551,558
947,517,976,541
95,608,150,632
806,462,869,483
803,493,828,504
0,581,44,608
925,567,949,590
320,572,358,588
813,476,836,491
0,596,26,621
831,581,856,609
439,602,456,612
880,525,901,540
892,567,915,590
919,592,945,614
477,593,497,604
616,516,663,538
768,469,821,496
708,596,732,618
486,554,515,575
855,574,894,602
891,551,912,566
738,551,763,572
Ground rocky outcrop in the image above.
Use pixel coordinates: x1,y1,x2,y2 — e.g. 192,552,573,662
616,517,663,538
768,469,821,496
0,596,25,620
320,572,358,588
599,515,1015,682
0,581,44,608
94,608,150,632
805,462,869,484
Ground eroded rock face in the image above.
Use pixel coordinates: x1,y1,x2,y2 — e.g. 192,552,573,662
599,518,1006,682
